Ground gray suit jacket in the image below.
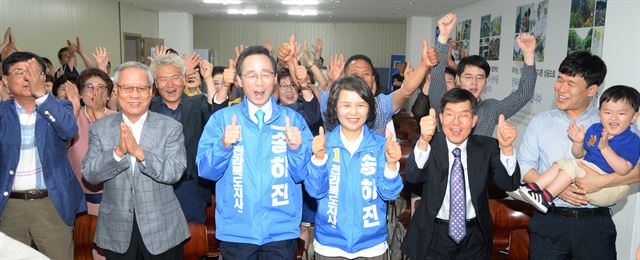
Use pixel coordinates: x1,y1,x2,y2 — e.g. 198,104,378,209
82,111,190,254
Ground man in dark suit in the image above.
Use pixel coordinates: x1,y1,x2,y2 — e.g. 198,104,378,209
401,88,521,259
148,53,227,224
0,52,85,259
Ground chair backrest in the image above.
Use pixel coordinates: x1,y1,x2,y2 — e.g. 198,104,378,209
206,194,221,257
183,223,208,260
73,213,98,260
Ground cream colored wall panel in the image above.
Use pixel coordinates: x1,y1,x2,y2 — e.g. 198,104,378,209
1,0,120,68
194,18,405,68
121,2,159,38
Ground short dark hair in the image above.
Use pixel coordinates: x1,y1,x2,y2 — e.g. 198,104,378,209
213,66,225,76
77,68,114,96
277,69,291,80
599,85,640,112
52,74,75,97
344,54,374,74
42,57,53,67
559,51,607,87
445,67,457,77
457,55,490,77
57,47,68,60
166,48,179,55
235,46,277,77
2,51,46,76
324,76,376,127
441,88,479,115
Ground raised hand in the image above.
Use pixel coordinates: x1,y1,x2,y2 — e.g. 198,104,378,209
66,39,78,56
235,44,246,61
92,47,110,73
65,81,81,117
92,85,108,120
312,126,326,159
597,128,609,151
75,37,85,54
517,33,536,65
1,27,10,47
223,59,236,88
300,42,314,67
420,108,437,144
284,116,302,150
421,39,439,67
497,114,517,154
182,52,202,76
327,54,345,82
199,59,214,81
147,45,168,62
438,13,457,43
223,115,241,148
283,35,297,62
567,123,585,144
24,58,46,98
403,61,414,80
264,40,274,53
277,42,291,62
313,38,323,55
295,65,309,86
385,134,402,171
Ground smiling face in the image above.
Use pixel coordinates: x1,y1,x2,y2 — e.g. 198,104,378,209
237,54,276,107
336,89,369,135
185,70,202,91
154,64,184,107
277,76,299,105
439,100,478,145
81,76,109,109
599,99,639,137
117,67,152,123
346,59,375,94
554,73,597,116
456,65,487,98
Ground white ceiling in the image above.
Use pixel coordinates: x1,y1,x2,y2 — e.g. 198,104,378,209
121,0,481,23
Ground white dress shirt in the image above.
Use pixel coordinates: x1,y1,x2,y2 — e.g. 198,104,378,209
113,112,148,169
247,99,273,125
413,138,517,220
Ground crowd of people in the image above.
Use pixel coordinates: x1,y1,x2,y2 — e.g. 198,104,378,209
0,11,639,260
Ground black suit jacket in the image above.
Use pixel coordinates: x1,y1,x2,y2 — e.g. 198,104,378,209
400,132,521,259
150,94,227,201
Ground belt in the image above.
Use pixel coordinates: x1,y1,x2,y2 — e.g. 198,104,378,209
9,189,49,200
435,218,478,226
85,193,103,204
549,207,610,219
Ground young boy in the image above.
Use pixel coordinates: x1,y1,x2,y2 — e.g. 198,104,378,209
519,85,640,213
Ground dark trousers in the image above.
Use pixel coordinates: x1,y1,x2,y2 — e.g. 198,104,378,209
220,239,297,260
529,208,616,260
103,216,183,260
174,178,208,224
425,219,487,260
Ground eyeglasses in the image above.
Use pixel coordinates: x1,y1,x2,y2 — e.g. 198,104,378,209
278,84,295,90
460,74,486,83
119,85,151,95
241,71,275,82
83,84,107,93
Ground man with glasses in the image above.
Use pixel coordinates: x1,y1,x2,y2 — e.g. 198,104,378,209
429,13,538,136
83,62,189,259
148,53,227,225
197,46,321,259
0,51,84,259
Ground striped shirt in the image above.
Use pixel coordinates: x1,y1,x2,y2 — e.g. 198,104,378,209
13,97,48,191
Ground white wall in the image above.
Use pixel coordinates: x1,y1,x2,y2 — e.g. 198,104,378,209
0,0,159,67
159,12,193,54
193,18,406,68
424,0,640,258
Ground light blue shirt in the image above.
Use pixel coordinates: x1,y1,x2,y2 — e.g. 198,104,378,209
518,105,601,208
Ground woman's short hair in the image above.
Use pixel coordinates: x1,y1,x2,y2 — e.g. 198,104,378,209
324,76,376,127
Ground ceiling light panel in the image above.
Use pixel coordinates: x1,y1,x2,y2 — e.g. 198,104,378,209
282,0,319,6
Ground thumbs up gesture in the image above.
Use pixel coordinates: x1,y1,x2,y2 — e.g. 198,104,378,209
496,114,516,154
223,59,236,89
285,116,302,150
420,108,437,144
312,126,326,159
223,115,242,148
385,134,401,171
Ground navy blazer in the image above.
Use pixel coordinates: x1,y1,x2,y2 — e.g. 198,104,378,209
0,95,85,225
